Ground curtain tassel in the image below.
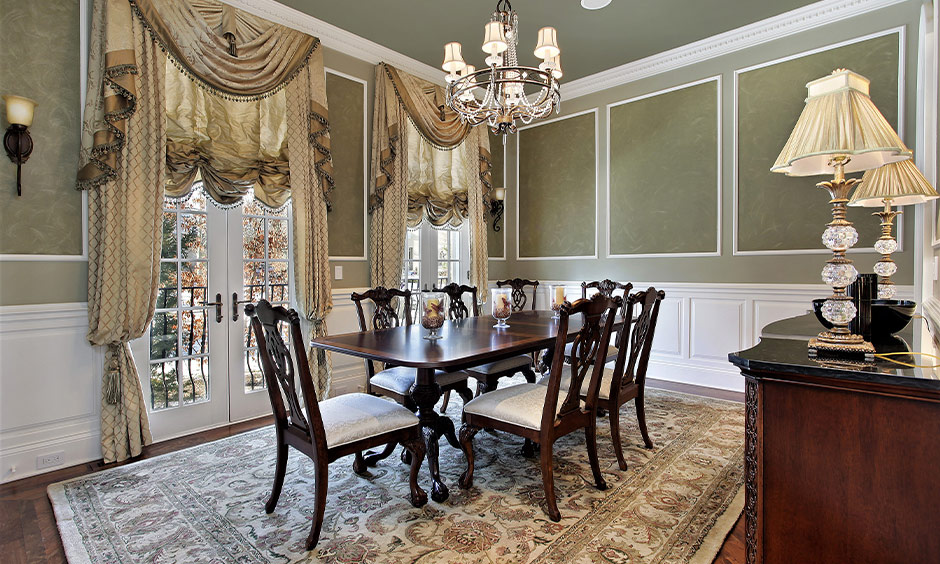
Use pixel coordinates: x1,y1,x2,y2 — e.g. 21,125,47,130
225,33,237,57
104,344,122,405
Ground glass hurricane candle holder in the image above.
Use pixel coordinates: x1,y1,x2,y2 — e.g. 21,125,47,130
549,285,566,320
421,291,446,341
491,288,512,328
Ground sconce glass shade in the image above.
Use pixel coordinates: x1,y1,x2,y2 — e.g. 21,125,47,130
492,186,506,201
3,95,37,127
482,21,508,56
534,27,560,59
771,69,910,177
849,158,939,207
442,42,467,73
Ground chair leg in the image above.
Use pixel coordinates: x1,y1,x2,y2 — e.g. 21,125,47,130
439,390,451,413
609,406,628,471
474,379,488,397
266,437,288,514
305,460,329,550
401,437,428,507
457,423,480,488
636,394,654,449
540,441,561,522
522,365,537,384
353,451,367,475
521,438,537,458
454,384,474,408
586,421,607,490
363,441,398,467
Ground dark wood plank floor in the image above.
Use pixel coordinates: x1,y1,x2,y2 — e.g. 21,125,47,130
0,379,745,564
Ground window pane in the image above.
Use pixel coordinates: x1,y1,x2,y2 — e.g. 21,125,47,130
180,213,207,259
437,229,448,260
181,261,208,306
181,356,209,404
150,360,179,410
244,261,265,301
268,262,289,303
181,310,208,356
180,190,207,211
406,228,420,260
158,262,178,309
267,219,289,260
244,348,265,391
151,312,179,360
243,216,265,259
160,213,177,259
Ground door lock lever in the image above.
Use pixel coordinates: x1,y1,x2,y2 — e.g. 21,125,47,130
232,292,253,321
202,292,224,323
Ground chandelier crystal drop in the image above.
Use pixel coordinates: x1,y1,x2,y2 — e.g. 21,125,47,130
442,0,562,135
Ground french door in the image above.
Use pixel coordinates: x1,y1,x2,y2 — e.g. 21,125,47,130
131,190,292,440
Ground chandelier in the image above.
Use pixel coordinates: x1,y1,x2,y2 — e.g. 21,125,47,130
442,0,562,135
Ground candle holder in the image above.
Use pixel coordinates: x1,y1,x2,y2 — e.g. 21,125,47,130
421,291,446,341
549,284,566,320
491,288,512,328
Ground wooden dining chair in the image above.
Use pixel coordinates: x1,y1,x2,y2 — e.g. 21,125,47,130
564,279,634,363
246,300,427,550
457,293,622,521
497,278,540,311
351,287,474,464
561,288,665,471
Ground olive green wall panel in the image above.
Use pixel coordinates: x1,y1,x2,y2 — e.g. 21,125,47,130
736,32,901,252
487,132,505,258
325,71,366,258
608,79,720,255
0,0,83,255
517,111,597,258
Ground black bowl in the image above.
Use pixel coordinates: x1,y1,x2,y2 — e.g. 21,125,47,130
812,298,916,338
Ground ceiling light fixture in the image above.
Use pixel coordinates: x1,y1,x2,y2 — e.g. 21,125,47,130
580,0,612,9
443,0,561,134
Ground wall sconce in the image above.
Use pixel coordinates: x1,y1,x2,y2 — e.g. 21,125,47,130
3,95,37,197
490,186,505,231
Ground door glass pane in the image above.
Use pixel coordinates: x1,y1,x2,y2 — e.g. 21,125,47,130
404,227,420,292
150,193,210,412
242,198,292,393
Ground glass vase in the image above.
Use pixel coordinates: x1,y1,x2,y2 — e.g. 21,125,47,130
491,288,512,328
549,284,567,320
421,291,446,341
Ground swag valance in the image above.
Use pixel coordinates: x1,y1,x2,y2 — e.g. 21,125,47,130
369,63,490,297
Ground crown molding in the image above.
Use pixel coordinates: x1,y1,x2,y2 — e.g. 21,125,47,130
220,0,444,85
561,0,911,100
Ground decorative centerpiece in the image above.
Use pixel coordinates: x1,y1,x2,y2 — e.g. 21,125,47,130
421,291,446,341
549,285,566,320
491,288,512,328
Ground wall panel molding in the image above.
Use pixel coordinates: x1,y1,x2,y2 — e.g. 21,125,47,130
605,76,722,258
515,109,600,261
732,27,906,255
562,0,911,100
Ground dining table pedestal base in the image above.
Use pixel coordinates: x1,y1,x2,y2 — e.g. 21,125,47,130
413,368,461,502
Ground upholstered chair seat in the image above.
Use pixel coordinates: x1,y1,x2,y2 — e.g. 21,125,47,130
371,366,471,396
462,383,582,430
563,342,618,364
311,393,420,449
539,368,616,400
467,353,533,375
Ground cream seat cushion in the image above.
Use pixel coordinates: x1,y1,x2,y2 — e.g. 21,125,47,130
313,393,418,449
463,383,583,430
370,366,469,395
467,353,532,375
563,342,618,364
537,367,618,400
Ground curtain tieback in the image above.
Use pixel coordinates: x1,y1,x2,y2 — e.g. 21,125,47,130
104,343,125,405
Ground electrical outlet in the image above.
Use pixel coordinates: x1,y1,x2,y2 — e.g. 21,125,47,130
37,451,64,469
334,265,343,280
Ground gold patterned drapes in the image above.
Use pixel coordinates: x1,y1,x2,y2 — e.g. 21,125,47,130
79,0,334,462
369,63,490,295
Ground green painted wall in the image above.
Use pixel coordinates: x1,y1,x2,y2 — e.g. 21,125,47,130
609,80,719,255
518,112,597,258
737,33,899,252
487,132,505,259
497,1,924,285
326,72,366,259
0,0,83,256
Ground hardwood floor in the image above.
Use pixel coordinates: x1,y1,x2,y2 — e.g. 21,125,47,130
0,380,745,564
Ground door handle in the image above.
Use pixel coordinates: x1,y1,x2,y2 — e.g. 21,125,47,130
231,292,253,321
202,292,224,323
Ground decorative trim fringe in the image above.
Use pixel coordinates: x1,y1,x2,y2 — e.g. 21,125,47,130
76,64,140,191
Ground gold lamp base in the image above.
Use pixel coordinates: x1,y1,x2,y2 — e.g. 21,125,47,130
808,331,875,361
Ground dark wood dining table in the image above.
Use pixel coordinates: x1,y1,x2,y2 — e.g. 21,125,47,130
312,309,611,502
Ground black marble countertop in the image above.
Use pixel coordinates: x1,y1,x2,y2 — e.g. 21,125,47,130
728,313,940,392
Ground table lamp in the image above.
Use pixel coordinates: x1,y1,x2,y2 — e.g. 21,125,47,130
849,159,939,299
771,69,911,359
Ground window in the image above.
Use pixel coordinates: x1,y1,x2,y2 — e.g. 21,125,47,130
404,222,470,293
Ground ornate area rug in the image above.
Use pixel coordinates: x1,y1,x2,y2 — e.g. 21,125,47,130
49,384,743,564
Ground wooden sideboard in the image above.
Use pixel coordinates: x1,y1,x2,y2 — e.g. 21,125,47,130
729,315,940,564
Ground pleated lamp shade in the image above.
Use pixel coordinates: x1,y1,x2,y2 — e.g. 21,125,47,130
771,69,911,177
849,158,939,207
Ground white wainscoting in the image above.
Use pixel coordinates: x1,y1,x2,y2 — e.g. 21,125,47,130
0,283,918,483
509,281,915,393
0,303,102,483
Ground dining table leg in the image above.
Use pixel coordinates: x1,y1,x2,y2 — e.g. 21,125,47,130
413,367,458,503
